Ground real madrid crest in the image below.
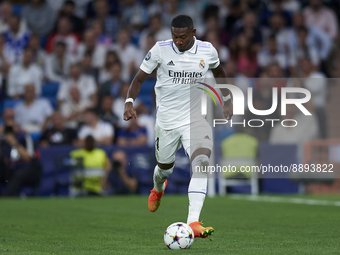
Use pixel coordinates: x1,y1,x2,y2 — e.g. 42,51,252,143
199,59,205,69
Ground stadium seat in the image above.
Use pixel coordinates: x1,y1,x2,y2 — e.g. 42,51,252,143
42,82,60,98
3,99,22,109
30,132,42,142
12,5,23,15
137,94,152,108
45,96,57,109
140,78,156,95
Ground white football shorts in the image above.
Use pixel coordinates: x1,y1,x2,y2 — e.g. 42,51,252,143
155,119,213,164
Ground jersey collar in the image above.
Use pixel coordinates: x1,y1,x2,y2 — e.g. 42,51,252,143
172,36,198,55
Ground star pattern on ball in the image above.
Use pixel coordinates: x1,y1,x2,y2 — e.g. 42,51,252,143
171,234,180,245
187,232,193,242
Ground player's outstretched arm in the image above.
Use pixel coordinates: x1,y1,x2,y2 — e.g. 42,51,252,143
124,69,149,121
211,64,233,120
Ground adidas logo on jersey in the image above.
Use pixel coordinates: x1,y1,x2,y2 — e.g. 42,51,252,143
167,60,175,66
204,135,210,140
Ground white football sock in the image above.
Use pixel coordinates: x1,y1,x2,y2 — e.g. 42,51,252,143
153,165,174,193
187,154,209,224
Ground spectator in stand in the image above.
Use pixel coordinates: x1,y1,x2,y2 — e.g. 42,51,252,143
77,29,107,68
121,0,148,30
27,34,45,69
0,108,42,196
111,28,143,82
0,1,27,34
89,0,120,42
45,16,81,57
288,27,320,74
260,0,292,27
257,35,287,71
245,0,267,16
136,102,155,147
69,135,112,196
81,51,99,82
14,84,53,133
224,0,244,35
91,19,112,48
282,0,301,14
200,7,228,46
142,33,158,79
57,0,84,34
98,95,119,130
267,13,292,54
113,83,140,129
109,149,137,194
98,62,123,103
303,0,338,40
76,108,114,146
22,0,56,37
182,0,205,36
288,13,331,64
267,62,285,79
70,0,93,19
0,34,13,75
116,118,147,147
296,57,327,138
224,59,238,85
230,33,258,77
98,50,121,85
162,0,182,28
60,86,91,129
39,111,77,147
231,11,263,53
139,14,171,52
258,63,287,93
3,15,30,64
206,30,229,65
8,48,43,98
45,41,75,83
57,63,97,107
269,103,319,161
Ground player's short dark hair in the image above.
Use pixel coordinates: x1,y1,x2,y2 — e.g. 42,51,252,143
171,15,193,30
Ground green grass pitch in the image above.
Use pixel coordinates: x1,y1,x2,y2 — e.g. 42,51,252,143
0,195,340,254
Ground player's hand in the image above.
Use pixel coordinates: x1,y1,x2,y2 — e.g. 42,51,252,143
123,102,137,121
223,100,233,120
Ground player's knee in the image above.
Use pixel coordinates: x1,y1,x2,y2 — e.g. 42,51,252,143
191,154,209,178
158,162,174,170
158,165,174,179
192,154,210,167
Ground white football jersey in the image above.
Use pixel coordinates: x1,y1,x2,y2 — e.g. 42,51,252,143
140,37,220,130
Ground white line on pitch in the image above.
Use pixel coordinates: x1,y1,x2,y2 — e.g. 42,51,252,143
229,195,340,207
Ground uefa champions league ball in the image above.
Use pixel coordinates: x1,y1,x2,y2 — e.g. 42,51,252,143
164,222,194,249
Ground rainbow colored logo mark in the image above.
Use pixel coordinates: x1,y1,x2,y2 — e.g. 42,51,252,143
197,82,222,106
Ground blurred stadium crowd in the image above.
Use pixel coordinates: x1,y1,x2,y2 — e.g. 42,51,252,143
0,0,339,196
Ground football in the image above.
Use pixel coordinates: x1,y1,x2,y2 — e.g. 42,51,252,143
164,222,194,249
